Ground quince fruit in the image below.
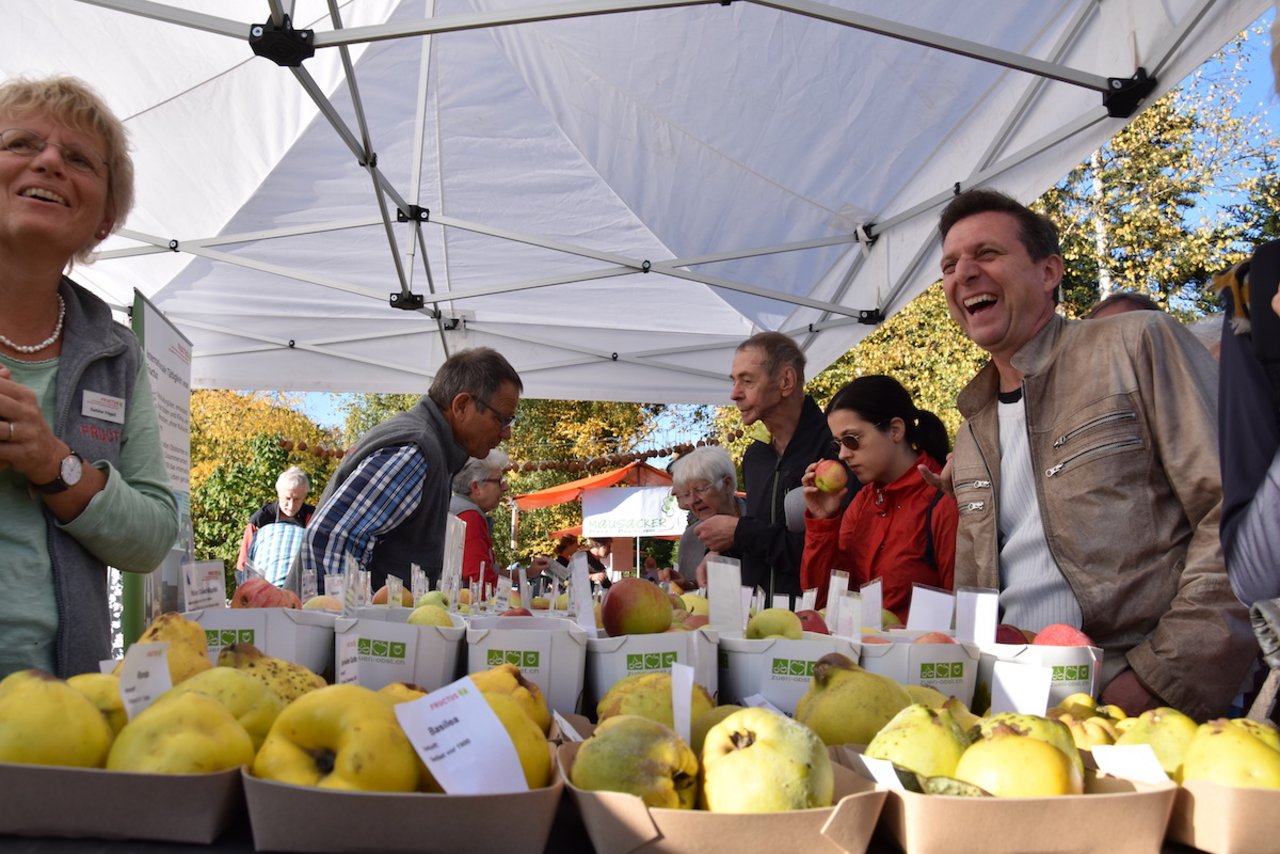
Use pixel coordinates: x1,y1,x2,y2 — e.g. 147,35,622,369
469,663,551,735
216,642,326,704
0,669,113,767
794,653,911,745
1114,706,1197,780
975,712,1083,779
66,671,127,736
691,704,743,755
700,707,833,812
596,672,714,729
571,714,698,808
113,611,212,685
107,692,254,774
1181,718,1280,789
866,702,969,778
253,683,420,791
954,733,1083,797
157,666,286,751
484,691,552,789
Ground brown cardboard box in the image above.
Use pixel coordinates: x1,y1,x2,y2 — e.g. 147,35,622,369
243,745,562,853
560,742,886,853
869,765,1176,854
1166,780,1280,854
0,762,242,844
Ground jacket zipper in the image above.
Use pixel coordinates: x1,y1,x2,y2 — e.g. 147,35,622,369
1044,437,1143,478
954,479,992,492
1052,410,1137,449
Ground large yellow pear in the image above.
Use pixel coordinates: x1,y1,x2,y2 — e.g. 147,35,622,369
107,692,255,774
470,663,552,734
904,684,948,710
700,707,834,812
1228,718,1280,753
406,604,454,628
67,672,128,736
0,669,113,768
216,643,326,704
378,681,428,705
253,683,420,791
1114,706,1198,780
690,704,744,755
866,703,969,778
976,713,1083,778
571,715,698,808
954,734,1083,797
794,653,911,745
156,666,286,751
112,611,212,685
1181,719,1280,790
596,672,714,729
484,692,552,789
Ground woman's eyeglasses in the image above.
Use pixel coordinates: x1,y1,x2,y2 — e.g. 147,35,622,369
831,420,887,451
1,128,109,178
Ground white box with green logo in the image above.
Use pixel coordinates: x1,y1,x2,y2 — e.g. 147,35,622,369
972,643,1102,714
583,628,718,713
187,608,336,678
332,612,466,692
466,615,589,715
858,637,980,706
717,633,861,714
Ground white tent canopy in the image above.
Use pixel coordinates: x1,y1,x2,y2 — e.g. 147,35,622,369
3,0,1266,402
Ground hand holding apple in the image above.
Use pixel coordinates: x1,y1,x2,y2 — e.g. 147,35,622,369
801,460,845,520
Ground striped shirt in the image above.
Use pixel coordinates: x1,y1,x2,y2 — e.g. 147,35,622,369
298,445,428,577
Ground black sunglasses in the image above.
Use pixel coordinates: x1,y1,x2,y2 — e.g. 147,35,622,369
831,419,888,451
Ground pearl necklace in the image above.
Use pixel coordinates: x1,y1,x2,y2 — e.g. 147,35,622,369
0,295,65,354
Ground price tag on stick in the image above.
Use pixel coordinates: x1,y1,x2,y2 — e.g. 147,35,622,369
118,641,173,720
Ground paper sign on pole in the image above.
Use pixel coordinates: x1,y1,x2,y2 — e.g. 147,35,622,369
441,515,466,594
826,570,849,631
119,641,173,720
905,584,954,632
706,556,743,633
836,592,860,639
553,711,584,742
800,589,817,612
955,587,999,644
494,576,513,613
1092,745,1170,785
570,553,596,635
300,568,317,604
742,693,787,715
395,676,528,794
182,560,226,611
990,660,1053,715
859,579,883,629
671,663,694,746
335,626,360,684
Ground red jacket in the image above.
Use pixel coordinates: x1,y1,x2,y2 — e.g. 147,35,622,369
800,453,957,621
458,507,499,594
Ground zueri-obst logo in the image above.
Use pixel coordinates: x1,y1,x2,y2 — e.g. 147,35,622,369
207,629,254,648
920,662,964,680
771,658,816,678
358,638,407,661
488,649,539,669
1052,664,1091,682
626,652,678,672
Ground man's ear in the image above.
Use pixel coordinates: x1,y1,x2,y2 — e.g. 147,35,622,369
777,365,798,396
1042,254,1065,298
449,392,473,419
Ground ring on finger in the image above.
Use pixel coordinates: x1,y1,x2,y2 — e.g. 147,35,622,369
0,420,11,442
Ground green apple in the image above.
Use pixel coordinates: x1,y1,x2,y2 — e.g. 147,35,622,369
406,603,454,627
745,607,803,640
414,590,449,609
302,594,342,611
680,593,709,616
700,707,834,812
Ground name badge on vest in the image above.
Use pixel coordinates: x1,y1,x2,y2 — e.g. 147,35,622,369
83,391,126,425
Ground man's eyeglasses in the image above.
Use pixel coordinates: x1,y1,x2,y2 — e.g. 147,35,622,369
474,397,518,428
481,477,507,487
832,420,887,451
1,128,109,179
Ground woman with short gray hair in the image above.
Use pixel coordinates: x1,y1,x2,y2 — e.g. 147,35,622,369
670,446,743,587
450,449,510,596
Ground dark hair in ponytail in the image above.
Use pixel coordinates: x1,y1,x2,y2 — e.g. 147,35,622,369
825,375,950,463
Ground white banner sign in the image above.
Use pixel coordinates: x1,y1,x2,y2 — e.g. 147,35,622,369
582,486,683,537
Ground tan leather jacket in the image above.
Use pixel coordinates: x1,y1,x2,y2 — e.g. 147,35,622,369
953,312,1254,720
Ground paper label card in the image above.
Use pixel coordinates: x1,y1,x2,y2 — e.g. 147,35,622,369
845,751,907,791
325,574,344,600
905,583,954,632
771,594,790,610
671,663,694,746
571,554,597,635
119,641,173,720
299,568,317,604
800,589,817,612
990,659,1053,715
385,574,406,608
410,563,425,603
706,557,743,633
494,576,513,613
836,592,860,639
182,560,226,611
336,630,360,684
1092,744,1170,785
955,587,999,644
396,676,528,795
742,693,786,716
859,579,883,629
553,711,584,743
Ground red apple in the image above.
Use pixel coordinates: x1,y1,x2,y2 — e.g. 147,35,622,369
796,609,829,634
813,459,849,494
601,577,673,636
372,585,415,607
683,614,710,629
912,631,956,644
1032,624,1095,647
994,623,1027,645
501,607,533,617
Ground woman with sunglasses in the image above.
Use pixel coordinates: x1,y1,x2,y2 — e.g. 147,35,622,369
0,77,178,679
799,375,957,621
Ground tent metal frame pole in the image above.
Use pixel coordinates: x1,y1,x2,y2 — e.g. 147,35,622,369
470,327,732,382
75,0,245,38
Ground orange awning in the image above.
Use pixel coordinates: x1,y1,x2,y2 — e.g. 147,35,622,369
512,461,673,512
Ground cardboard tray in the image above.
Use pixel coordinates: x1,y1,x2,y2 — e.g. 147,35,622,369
0,762,242,844
1166,780,1280,854
243,744,562,853
560,742,886,854
866,761,1176,854
187,607,337,678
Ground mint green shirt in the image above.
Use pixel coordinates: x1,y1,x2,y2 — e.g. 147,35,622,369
0,353,177,678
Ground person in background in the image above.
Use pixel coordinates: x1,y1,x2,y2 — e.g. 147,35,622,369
0,76,178,678
290,347,521,593
547,533,580,587
800,375,957,621
1083,290,1162,319
641,554,660,583
236,466,314,586
931,187,1253,720
585,537,613,589
696,332,853,600
670,445,744,588
449,449,508,597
